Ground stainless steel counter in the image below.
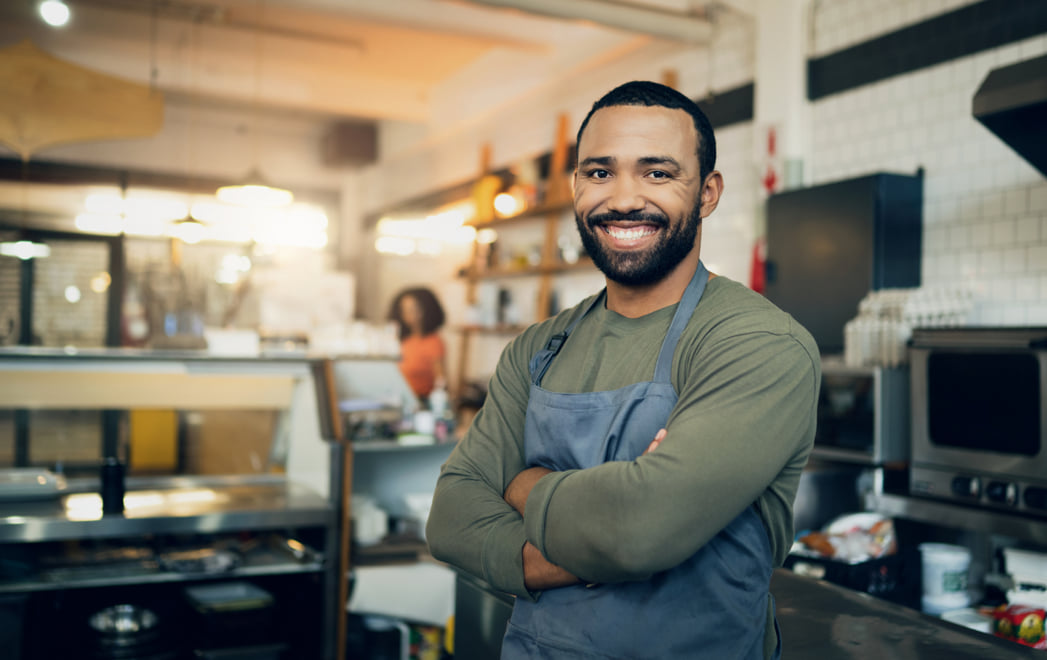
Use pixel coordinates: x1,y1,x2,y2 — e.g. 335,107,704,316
773,569,1039,659
454,569,1039,659
0,477,333,543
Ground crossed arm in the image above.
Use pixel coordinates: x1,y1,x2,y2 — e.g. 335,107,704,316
504,429,667,591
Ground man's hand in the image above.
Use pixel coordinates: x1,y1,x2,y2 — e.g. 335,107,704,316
504,466,552,515
504,467,580,590
522,540,580,590
644,428,667,455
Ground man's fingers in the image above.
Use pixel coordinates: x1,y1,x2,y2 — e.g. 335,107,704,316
644,428,667,454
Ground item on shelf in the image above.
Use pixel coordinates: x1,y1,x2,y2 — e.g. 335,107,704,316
843,285,977,368
793,512,896,563
786,512,904,600
157,547,240,574
919,543,972,616
1004,547,1047,610
183,581,276,650
352,495,389,547
992,604,1047,649
100,457,125,515
0,468,67,501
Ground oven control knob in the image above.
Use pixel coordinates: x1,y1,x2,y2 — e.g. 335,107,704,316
1024,487,1047,511
951,476,981,499
986,481,1018,507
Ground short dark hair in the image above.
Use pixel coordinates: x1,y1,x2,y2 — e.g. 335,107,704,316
388,287,446,340
575,80,716,181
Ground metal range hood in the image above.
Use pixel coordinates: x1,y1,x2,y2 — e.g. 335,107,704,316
973,53,1047,177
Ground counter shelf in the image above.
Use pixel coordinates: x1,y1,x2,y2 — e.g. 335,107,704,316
0,529,324,594
866,492,1047,546
0,477,332,544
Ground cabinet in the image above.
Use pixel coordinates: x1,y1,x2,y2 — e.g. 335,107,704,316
456,200,599,389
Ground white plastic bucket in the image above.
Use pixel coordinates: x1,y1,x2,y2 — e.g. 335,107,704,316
919,543,971,615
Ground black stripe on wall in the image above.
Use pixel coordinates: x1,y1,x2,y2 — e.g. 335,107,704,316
809,0,1047,101
696,83,755,129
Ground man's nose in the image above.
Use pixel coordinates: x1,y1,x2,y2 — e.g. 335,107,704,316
605,178,645,214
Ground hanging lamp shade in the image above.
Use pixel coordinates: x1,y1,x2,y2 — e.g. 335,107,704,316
0,40,164,160
216,169,293,207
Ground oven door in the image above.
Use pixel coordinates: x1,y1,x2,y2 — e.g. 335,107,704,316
910,343,1047,515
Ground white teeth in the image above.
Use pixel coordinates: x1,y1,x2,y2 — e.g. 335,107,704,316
605,226,655,240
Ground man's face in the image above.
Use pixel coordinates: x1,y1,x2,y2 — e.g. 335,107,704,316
573,105,709,287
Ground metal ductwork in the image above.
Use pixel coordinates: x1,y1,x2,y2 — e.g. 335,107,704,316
972,53,1047,177
464,0,714,44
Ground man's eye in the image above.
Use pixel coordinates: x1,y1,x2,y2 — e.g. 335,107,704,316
648,170,670,179
587,169,610,179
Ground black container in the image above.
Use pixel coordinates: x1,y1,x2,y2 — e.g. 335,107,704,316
183,582,277,650
100,458,125,515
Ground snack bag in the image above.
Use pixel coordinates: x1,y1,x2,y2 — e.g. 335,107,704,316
993,604,1047,649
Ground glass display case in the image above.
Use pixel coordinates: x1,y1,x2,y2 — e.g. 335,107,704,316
0,348,338,660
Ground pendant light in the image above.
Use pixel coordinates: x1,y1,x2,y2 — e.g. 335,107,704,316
215,1,292,208
216,170,293,207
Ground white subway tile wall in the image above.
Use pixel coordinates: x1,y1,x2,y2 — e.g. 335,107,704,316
812,0,982,57
809,1,1047,325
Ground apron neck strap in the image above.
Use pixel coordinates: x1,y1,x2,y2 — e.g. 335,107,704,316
653,260,709,383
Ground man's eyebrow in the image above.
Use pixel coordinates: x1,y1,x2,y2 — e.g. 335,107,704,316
578,156,615,168
638,156,683,171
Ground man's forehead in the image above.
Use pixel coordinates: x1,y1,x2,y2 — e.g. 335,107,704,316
579,105,699,161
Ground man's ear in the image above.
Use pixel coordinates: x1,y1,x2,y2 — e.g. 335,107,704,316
699,171,724,218
570,169,578,197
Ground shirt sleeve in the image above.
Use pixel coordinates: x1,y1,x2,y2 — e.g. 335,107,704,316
522,324,819,584
425,329,538,598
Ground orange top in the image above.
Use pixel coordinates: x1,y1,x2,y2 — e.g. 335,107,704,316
399,333,445,399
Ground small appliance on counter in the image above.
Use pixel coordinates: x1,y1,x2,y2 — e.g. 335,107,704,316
909,327,1047,517
814,355,910,466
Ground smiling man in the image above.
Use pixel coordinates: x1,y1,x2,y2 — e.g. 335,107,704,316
427,80,820,659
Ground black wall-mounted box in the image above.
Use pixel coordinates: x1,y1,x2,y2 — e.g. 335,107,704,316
764,172,924,355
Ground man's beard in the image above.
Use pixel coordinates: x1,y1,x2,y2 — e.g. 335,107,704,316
576,204,702,286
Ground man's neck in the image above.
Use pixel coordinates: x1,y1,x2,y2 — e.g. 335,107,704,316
604,251,706,319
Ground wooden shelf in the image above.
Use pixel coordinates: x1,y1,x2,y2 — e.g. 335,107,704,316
463,257,594,281
468,199,573,230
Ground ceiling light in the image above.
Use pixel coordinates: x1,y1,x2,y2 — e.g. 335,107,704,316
169,216,207,244
38,0,70,27
75,213,124,235
216,170,293,207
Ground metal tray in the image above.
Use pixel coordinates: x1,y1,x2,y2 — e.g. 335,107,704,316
0,469,67,501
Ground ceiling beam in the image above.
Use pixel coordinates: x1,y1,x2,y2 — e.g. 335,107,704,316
463,0,714,44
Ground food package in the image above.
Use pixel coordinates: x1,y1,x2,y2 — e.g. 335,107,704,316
992,604,1047,649
794,513,896,563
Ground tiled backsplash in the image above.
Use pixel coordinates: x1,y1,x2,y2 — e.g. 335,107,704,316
809,1,1047,326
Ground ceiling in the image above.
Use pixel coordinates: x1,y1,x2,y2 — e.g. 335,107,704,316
0,0,738,231
0,0,725,124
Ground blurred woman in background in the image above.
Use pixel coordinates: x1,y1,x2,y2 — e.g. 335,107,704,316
388,287,447,403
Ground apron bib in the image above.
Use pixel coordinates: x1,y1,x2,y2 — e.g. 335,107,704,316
502,262,780,660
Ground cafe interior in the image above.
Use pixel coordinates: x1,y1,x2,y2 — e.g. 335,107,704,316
1,0,1046,658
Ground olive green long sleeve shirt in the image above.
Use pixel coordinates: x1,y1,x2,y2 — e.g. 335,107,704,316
427,275,819,599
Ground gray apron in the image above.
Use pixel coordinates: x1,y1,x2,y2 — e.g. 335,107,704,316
501,261,780,659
